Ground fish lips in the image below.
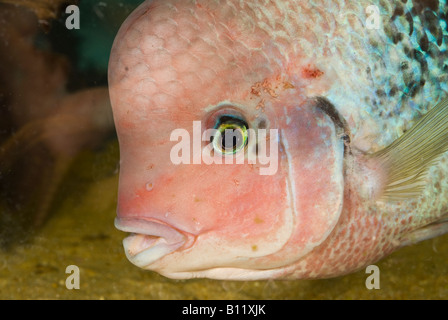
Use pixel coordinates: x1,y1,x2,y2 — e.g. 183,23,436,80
114,217,189,268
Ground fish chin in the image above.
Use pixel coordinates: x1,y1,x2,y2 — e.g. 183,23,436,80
158,267,289,281
114,217,187,269
115,216,296,279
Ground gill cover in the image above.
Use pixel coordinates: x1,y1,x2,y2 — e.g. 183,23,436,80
264,97,346,267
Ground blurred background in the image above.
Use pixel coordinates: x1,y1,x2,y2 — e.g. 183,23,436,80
0,0,446,299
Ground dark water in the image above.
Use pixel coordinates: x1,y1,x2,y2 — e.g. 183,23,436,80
0,0,446,300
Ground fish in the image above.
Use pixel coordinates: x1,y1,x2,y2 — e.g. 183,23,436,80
108,0,448,280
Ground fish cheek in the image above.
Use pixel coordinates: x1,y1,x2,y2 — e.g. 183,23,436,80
186,166,294,261
145,164,287,229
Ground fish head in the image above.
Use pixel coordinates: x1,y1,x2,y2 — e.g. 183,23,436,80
108,0,345,280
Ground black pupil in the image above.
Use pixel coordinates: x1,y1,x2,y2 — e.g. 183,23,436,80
221,129,243,151
212,115,248,151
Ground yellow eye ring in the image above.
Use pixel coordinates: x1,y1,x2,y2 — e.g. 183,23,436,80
212,116,248,155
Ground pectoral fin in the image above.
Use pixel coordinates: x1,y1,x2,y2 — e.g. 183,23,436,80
373,97,448,200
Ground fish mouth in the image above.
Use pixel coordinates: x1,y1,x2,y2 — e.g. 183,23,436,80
114,217,187,268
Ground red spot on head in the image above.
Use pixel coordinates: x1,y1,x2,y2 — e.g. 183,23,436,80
302,65,324,79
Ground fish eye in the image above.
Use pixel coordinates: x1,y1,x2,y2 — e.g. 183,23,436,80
211,115,249,155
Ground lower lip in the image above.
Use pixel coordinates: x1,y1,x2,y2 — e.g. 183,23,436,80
122,233,185,267
114,217,187,268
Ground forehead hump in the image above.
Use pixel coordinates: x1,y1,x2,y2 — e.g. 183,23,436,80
109,0,278,118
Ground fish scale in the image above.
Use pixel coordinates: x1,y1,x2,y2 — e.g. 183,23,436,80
109,0,448,280
318,0,448,150
216,0,448,150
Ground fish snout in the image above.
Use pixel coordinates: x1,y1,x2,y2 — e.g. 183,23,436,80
114,217,188,268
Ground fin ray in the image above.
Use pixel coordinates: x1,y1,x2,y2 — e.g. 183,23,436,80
373,97,448,200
